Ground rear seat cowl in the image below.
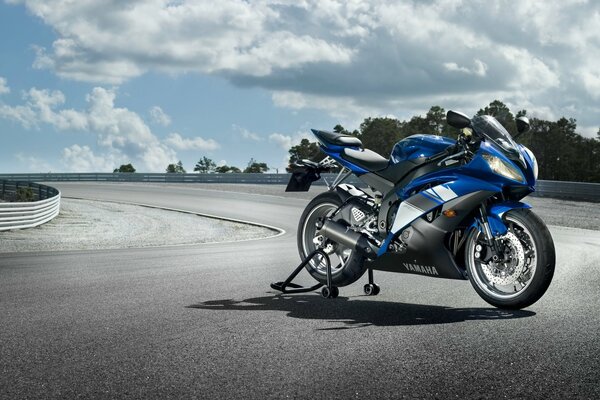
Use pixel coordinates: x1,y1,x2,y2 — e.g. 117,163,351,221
311,129,363,148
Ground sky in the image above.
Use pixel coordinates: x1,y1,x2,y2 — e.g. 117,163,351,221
0,0,599,173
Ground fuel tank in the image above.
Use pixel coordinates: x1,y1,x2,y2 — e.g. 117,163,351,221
390,134,456,164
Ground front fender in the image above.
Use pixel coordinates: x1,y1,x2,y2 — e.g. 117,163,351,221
486,201,532,236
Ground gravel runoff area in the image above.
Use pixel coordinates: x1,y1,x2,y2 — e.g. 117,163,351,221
0,198,277,253
152,183,600,231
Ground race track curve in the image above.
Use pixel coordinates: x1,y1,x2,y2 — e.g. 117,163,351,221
1,182,599,399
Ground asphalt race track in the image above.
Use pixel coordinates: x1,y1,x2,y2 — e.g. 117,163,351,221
1,183,599,399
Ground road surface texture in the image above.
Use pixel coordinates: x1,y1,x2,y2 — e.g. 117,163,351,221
1,182,599,399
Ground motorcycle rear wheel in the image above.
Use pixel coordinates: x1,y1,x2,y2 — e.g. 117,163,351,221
297,192,367,287
465,209,555,309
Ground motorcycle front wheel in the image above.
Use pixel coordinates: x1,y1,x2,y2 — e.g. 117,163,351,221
465,208,555,309
297,192,367,287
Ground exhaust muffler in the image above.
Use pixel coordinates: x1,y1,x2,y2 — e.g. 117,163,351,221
316,219,380,259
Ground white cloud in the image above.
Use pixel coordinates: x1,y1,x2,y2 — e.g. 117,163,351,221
269,133,293,150
13,0,353,84
15,153,53,172
164,132,220,151
149,106,171,126
7,1,600,134
0,85,180,171
0,103,38,129
233,124,261,141
443,59,488,77
579,69,600,100
84,88,178,171
269,131,312,150
0,77,9,95
60,144,118,172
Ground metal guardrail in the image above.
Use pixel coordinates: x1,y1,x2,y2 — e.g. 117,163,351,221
0,173,598,202
0,173,291,184
531,180,600,202
0,181,61,231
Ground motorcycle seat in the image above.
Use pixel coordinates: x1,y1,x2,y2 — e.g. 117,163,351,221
311,129,363,148
341,148,389,171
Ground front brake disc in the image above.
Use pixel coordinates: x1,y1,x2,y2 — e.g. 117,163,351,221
481,232,525,286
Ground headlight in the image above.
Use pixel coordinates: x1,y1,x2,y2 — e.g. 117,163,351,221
522,146,538,179
482,154,526,183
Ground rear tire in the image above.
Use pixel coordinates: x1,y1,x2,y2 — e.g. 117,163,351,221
297,192,367,287
465,209,555,309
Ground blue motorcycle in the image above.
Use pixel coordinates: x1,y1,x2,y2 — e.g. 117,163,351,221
284,110,555,309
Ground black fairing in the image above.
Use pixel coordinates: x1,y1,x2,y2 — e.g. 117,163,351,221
375,157,429,182
367,190,494,280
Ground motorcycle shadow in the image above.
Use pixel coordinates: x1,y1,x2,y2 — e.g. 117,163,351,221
187,294,535,328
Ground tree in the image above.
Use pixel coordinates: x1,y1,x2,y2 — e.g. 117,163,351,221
357,117,405,156
166,160,186,173
279,101,600,183
333,124,359,136
477,100,516,135
288,139,325,168
243,158,269,173
194,156,216,173
215,165,241,173
113,163,136,173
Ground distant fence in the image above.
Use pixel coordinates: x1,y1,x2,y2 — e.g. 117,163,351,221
0,173,598,202
0,180,61,231
533,180,600,202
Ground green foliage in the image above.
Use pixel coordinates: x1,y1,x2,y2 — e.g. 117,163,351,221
357,117,405,156
333,124,359,136
352,106,458,157
519,116,600,182
287,138,325,171
215,165,241,173
477,100,517,136
284,100,599,183
243,158,269,173
113,163,136,173
166,160,186,173
16,187,35,202
194,156,216,173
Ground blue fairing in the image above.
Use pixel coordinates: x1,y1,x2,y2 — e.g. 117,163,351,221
487,201,532,235
390,134,456,163
395,140,532,200
519,144,537,187
310,126,537,251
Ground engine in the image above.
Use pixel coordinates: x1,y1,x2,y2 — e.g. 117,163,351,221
337,196,379,239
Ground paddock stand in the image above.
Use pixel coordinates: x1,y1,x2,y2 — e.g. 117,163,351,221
270,250,381,298
270,249,339,298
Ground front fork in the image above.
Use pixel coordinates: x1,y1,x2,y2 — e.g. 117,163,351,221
478,204,506,263
475,200,533,263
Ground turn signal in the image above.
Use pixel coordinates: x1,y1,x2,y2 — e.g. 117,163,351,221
443,209,457,218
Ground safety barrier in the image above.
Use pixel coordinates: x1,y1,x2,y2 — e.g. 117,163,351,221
0,173,598,202
0,181,61,231
532,180,600,202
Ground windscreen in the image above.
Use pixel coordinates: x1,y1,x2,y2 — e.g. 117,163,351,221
472,115,522,162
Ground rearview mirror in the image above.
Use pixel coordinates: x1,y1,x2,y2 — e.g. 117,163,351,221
446,110,471,129
516,116,530,136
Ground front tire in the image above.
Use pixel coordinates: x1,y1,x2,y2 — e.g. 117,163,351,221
297,192,367,287
465,209,555,309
